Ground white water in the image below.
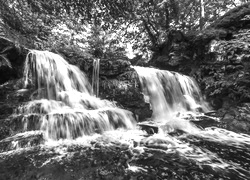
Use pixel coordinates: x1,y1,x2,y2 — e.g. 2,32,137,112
133,66,211,133
92,58,100,97
19,50,135,140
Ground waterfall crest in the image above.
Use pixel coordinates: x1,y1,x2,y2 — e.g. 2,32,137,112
19,50,135,140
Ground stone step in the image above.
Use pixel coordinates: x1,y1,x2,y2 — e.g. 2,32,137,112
189,115,220,129
138,122,159,135
0,131,44,153
8,108,135,140
8,114,43,135
41,108,135,139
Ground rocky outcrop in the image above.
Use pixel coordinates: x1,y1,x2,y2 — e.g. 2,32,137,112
0,79,33,140
99,68,152,121
99,59,131,76
216,103,250,134
0,37,33,140
200,30,250,109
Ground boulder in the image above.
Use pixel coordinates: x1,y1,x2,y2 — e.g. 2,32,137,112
216,103,250,134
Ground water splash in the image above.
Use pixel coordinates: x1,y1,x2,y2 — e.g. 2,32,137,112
19,50,135,140
92,58,100,97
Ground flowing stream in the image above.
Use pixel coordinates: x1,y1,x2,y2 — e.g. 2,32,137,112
4,50,250,179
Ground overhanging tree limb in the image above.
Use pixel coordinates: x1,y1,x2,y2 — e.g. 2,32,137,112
209,2,250,29
142,18,158,48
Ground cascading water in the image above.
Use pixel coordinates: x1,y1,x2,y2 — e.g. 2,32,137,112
19,50,135,140
92,58,100,97
3,51,250,179
133,66,210,133
133,66,209,117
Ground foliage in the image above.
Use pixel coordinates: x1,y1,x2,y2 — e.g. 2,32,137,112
0,0,249,58
201,29,250,106
0,46,14,68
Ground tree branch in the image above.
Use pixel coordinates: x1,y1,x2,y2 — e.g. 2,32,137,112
141,18,157,47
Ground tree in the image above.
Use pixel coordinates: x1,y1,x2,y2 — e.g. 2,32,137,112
0,0,249,57
200,0,205,30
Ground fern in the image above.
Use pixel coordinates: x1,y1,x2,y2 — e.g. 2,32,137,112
0,54,12,68
0,45,13,54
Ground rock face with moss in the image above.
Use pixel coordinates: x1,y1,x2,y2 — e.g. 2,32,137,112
98,67,152,121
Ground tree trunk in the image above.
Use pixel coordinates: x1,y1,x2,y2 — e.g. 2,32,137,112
199,0,205,30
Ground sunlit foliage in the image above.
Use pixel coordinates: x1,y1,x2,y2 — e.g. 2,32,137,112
0,0,248,58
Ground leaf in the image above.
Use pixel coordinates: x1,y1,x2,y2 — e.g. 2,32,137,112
0,54,12,68
0,45,13,54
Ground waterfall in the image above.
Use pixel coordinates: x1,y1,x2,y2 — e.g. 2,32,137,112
24,50,91,99
20,50,135,140
133,66,210,131
3,52,250,180
92,58,100,97
2,52,250,180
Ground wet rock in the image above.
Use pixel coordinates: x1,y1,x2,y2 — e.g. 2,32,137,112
8,114,43,134
0,79,33,140
216,103,250,134
190,115,220,129
1,136,244,180
0,142,138,180
138,122,159,135
0,131,44,153
99,70,152,121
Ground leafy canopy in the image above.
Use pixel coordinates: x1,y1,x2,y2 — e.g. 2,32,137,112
0,0,248,58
